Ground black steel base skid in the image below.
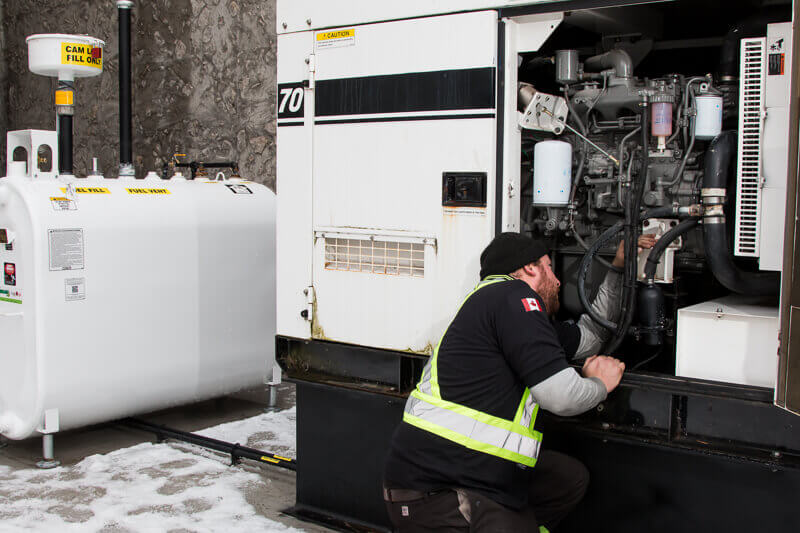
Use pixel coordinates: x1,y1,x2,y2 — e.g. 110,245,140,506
279,336,800,533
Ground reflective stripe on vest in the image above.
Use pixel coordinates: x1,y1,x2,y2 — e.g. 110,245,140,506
403,275,543,468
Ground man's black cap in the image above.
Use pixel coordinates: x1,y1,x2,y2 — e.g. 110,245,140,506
479,232,549,279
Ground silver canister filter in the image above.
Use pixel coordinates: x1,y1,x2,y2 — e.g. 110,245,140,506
555,50,579,85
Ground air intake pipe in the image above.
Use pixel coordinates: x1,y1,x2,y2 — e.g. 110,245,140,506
583,49,633,79
118,0,135,177
701,132,779,296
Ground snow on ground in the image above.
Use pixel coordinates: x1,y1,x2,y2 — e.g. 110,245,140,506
0,407,300,532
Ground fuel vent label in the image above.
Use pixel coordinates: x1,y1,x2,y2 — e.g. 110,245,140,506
51,197,77,211
126,188,171,195
48,229,84,271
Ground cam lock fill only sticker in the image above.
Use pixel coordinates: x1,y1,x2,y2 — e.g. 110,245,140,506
61,42,102,69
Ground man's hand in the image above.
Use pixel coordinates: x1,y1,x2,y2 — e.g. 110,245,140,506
612,234,657,268
582,355,625,393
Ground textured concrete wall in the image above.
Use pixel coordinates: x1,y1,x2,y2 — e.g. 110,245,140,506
1,0,277,188
0,0,7,173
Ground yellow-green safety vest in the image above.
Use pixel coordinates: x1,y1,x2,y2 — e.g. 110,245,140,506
402,275,543,468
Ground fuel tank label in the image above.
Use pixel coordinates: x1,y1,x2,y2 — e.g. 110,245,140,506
65,278,86,301
225,184,252,195
51,197,77,211
4,263,15,286
49,229,84,271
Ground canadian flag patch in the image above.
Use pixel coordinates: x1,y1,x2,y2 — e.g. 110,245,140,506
521,297,541,312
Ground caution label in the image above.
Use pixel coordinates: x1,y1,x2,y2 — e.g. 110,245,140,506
61,43,103,69
315,28,355,50
51,197,77,211
61,187,110,194
126,188,171,195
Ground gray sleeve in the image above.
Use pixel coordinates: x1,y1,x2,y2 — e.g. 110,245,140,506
574,271,623,360
530,367,607,417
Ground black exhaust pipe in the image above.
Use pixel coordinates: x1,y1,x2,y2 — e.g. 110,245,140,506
117,0,134,177
701,132,779,297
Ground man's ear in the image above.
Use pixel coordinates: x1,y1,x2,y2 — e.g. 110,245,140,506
522,262,538,278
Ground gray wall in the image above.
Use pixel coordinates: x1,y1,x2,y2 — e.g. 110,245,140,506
0,0,7,171
0,0,277,189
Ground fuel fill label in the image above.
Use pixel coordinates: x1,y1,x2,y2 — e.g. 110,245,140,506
61,43,103,69
49,229,84,271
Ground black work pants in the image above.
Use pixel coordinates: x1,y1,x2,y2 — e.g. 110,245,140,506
384,450,589,532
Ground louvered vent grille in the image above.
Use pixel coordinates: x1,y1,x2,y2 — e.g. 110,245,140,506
324,237,425,277
735,38,766,257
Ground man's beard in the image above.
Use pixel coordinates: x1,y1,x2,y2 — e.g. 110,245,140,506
540,278,560,316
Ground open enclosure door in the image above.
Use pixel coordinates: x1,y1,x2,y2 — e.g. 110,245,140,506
777,6,800,415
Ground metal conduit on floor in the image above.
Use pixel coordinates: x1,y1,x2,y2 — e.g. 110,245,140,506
120,417,297,471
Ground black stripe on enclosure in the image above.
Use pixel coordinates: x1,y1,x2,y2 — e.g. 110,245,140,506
494,20,505,236
314,113,495,126
315,67,496,117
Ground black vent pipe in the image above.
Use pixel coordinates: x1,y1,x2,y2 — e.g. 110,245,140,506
118,0,134,177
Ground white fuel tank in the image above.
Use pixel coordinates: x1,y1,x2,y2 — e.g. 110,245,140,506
0,175,275,439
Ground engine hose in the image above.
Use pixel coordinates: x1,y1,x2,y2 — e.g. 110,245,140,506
702,132,779,296
643,217,700,282
606,106,649,353
577,221,625,331
575,207,679,332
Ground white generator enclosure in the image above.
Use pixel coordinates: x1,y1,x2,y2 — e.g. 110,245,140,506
0,173,276,440
276,0,800,413
277,9,561,352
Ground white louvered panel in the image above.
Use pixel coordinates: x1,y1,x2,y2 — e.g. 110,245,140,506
734,38,766,257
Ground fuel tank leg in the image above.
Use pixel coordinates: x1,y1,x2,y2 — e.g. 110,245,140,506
36,434,60,469
268,385,277,409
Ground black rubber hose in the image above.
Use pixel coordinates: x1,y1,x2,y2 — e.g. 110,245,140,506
577,221,625,332
607,107,649,353
702,132,780,296
119,4,133,168
576,208,677,332
643,217,700,282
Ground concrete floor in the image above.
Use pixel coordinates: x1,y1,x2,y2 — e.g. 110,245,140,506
0,383,335,532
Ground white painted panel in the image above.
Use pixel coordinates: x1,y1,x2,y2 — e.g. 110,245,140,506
759,22,794,272
276,31,314,339
313,119,495,233
314,10,498,80
311,12,498,351
277,0,562,34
